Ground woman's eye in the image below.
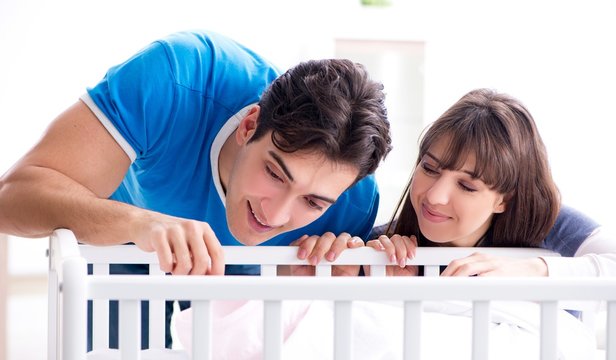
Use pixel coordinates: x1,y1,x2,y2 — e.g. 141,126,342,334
421,162,439,175
459,182,477,192
266,166,283,181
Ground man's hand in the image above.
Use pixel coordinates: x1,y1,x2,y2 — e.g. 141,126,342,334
365,234,418,276
131,212,225,276
440,252,549,277
280,232,364,276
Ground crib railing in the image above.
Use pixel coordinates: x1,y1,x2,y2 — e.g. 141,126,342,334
48,228,616,360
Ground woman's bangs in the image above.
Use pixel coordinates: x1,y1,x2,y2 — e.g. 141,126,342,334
435,130,511,191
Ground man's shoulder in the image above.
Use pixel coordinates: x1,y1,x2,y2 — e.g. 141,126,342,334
342,175,379,204
156,30,280,72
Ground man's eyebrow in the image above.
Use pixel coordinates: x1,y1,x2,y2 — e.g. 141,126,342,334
269,150,337,204
269,151,294,182
310,194,337,204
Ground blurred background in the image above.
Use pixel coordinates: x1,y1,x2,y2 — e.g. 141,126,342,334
1,0,615,358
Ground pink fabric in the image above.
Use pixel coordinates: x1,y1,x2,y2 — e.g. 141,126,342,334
174,300,311,359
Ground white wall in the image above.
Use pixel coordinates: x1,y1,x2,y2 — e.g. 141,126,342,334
1,0,615,273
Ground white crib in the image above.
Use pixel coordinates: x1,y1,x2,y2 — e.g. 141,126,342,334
48,228,616,360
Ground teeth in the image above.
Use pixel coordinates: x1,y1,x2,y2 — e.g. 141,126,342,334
251,209,268,226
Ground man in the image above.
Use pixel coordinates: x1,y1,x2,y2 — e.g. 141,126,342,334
0,30,392,347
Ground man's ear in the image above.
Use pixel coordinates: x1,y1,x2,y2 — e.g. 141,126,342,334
235,105,261,145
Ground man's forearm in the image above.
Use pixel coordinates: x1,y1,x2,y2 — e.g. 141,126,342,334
0,165,139,245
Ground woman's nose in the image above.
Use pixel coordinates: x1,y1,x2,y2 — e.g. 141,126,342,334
425,177,452,205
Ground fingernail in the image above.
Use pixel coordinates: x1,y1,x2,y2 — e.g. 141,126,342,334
399,258,406,268
325,251,335,262
378,243,385,251
390,254,397,264
298,249,307,260
309,255,318,266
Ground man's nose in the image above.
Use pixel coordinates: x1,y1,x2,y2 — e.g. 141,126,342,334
261,196,293,227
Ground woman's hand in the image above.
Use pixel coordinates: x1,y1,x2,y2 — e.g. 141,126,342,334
440,252,549,276
365,234,419,276
279,232,364,276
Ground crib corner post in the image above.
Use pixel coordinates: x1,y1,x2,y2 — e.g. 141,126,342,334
62,256,88,360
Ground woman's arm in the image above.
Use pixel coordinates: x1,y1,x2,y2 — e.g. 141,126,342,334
541,227,616,277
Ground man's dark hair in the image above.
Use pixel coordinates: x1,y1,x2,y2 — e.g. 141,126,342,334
251,59,392,182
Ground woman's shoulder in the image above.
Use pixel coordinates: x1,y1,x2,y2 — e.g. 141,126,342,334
542,205,600,256
369,222,392,240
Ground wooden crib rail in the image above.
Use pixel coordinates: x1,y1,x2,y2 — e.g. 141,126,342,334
48,228,612,360
77,239,560,277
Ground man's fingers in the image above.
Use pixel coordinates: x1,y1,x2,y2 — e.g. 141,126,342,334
347,236,364,249
201,223,224,275
308,232,336,265
151,234,174,274
293,235,311,260
187,226,209,275
325,233,354,262
169,228,192,275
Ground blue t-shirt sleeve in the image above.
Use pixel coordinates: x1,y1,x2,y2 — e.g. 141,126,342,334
360,193,379,239
87,41,177,160
541,205,600,257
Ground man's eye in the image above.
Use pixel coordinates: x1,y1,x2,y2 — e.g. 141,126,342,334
266,166,283,181
305,197,323,211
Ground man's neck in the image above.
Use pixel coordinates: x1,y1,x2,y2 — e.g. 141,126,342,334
218,129,239,194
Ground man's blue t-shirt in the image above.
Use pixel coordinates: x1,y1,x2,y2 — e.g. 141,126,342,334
81,30,382,349
82,30,380,249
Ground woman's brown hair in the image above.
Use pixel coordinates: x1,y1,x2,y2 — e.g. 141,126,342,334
386,89,560,247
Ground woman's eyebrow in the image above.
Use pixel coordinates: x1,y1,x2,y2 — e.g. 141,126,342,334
425,152,440,164
426,151,478,178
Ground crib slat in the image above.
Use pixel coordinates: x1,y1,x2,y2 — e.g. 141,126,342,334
369,265,386,277
316,264,332,277
472,301,490,360
119,300,141,360
334,301,353,360
92,263,109,350
403,301,422,360
191,301,211,360
607,301,615,360
261,264,277,277
540,301,558,360
424,265,440,277
148,265,166,349
264,300,283,360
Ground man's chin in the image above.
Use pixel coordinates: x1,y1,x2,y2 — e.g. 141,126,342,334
237,237,267,246
229,228,271,246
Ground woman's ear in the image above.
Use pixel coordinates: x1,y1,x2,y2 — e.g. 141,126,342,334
494,195,508,214
235,105,261,145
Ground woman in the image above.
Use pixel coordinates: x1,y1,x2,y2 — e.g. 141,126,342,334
366,88,616,277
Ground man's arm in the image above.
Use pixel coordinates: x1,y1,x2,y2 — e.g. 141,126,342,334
0,100,223,275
